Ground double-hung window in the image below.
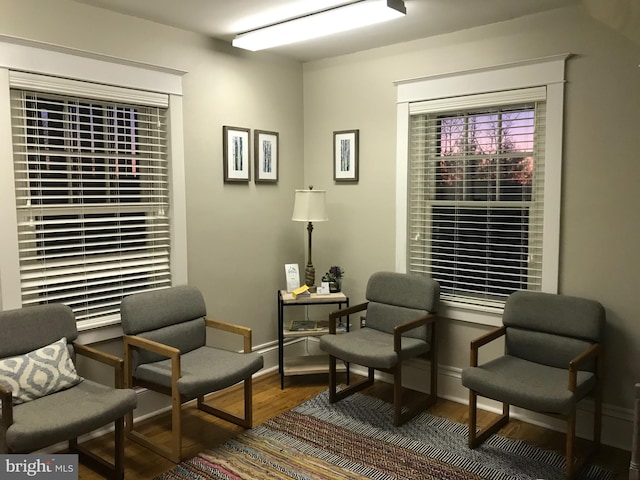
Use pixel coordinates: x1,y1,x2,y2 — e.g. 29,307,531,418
11,85,170,325
0,40,187,337
408,93,545,309
395,56,567,324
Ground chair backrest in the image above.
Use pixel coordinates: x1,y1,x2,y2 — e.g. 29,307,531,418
120,285,207,366
503,290,605,370
0,304,77,359
365,272,439,340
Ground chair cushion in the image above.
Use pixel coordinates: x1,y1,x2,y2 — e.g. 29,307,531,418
134,318,206,367
0,337,83,405
505,328,597,370
134,346,264,400
503,291,605,342
365,302,430,340
5,379,137,453
319,328,430,370
120,285,207,335
461,355,596,415
0,304,77,359
366,271,439,312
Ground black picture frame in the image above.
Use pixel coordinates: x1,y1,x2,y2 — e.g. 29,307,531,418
223,125,251,183
254,130,279,183
333,129,359,182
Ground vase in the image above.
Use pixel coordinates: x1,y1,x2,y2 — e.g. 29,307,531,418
329,281,341,293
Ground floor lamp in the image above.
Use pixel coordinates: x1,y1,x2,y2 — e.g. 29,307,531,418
292,186,327,292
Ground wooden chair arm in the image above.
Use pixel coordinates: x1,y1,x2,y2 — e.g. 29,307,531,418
205,317,253,353
328,302,368,334
568,343,602,391
123,335,181,390
0,383,13,429
124,335,180,359
74,342,126,389
393,313,437,353
469,326,507,367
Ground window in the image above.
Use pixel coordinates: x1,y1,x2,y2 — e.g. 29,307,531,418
0,40,187,338
395,56,567,324
408,95,545,309
11,88,170,324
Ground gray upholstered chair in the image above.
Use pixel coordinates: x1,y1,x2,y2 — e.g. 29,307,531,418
631,383,640,480
319,271,440,426
121,285,264,462
0,303,137,480
461,291,605,479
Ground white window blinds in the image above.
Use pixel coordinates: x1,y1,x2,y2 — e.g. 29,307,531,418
407,87,547,309
10,75,171,325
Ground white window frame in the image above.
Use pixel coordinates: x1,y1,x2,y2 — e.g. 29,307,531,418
395,54,569,326
0,38,188,342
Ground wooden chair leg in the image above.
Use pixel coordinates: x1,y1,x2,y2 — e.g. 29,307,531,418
114,417,125,479
329,355,338,403
330,363,374,404
468,390,478,447
468,392,509,449
393,365,402,426
197,378,254,429
566,409,577,478
170,388,182,462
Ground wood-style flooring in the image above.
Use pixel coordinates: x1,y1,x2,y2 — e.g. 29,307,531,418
77,372,631,479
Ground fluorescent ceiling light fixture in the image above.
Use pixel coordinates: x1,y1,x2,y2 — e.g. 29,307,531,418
232,0,407,52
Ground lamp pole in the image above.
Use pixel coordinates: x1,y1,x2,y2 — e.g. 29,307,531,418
305,221,315,290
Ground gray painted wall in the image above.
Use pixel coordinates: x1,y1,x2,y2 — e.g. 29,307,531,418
303,5,640,412
0,0,638,431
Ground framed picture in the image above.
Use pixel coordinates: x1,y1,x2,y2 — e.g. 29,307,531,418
223,126,251,182
333,129,359,182
254,130,279,183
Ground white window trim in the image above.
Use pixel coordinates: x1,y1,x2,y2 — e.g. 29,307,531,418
0,36,188,342
394,54,569,327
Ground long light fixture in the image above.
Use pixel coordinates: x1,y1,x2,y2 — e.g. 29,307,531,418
232,0,407,52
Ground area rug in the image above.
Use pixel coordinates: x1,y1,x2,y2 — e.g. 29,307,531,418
155,390,615,480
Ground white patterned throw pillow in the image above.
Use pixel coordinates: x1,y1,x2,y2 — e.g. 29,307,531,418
0,337,83,405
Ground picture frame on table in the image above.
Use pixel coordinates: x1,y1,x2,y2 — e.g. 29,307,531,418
333,129,359,182
254,130,279,183
223,125,251,183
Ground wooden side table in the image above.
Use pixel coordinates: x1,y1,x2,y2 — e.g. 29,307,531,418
277,290,349,389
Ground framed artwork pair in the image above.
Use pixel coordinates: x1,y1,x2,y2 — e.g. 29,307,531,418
223,126,279,183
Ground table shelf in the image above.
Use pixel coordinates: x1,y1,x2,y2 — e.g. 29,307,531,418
278,290,350,388
283,355,347,376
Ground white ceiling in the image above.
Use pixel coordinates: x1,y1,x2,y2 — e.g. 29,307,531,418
70,0,626,62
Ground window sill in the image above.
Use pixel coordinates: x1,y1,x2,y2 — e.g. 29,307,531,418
77,318,124,344
438,300,504,327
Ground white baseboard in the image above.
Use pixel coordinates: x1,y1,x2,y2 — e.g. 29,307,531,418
39,339,633,455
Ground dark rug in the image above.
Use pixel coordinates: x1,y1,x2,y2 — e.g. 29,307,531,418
155,390,615,480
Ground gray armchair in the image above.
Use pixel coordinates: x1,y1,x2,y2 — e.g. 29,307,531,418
319,271,439,426
631,383,640,480
121,285,264,462
461,291,605,479
0,304,137,479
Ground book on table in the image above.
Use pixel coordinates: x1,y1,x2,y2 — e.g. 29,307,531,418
291,284,311,299
289,319,317,331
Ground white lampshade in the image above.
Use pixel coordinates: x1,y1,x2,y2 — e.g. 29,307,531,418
291,189,328,222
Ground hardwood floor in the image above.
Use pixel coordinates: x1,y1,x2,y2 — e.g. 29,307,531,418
77,372,631,479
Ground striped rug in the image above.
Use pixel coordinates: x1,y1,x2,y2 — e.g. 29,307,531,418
155,390,615,480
